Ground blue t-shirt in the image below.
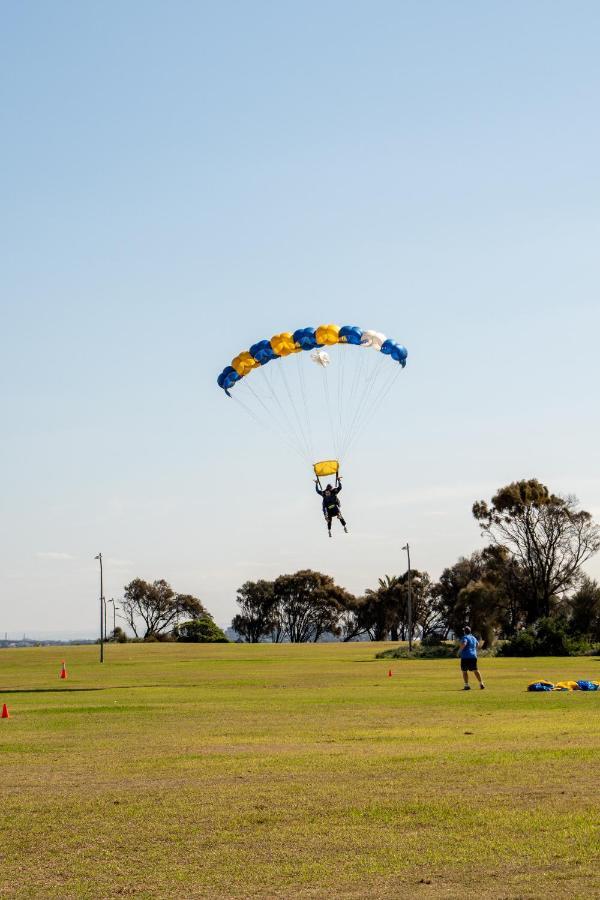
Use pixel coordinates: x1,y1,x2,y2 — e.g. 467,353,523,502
460,634,478,658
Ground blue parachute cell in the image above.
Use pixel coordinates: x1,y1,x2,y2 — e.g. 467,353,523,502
381,340,408,366
249,339,279,365
527,682,554,692
393,344,408,365
576,680,598,691
217,366,240,392
292,327,322,350
338,325,363,345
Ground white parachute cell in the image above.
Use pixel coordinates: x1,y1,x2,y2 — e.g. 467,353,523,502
310,349,331,367
360,330,387,350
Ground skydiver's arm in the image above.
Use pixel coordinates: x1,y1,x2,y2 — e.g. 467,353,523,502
315,482,324,496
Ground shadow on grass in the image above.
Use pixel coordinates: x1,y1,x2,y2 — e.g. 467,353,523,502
1,683,177,694
0,687,106,694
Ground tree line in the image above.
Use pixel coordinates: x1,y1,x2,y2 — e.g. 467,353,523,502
231,479,600,648
111,578,228,642
108,478,600,650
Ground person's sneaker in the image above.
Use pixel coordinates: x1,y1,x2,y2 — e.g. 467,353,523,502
463,685,471,691
328,531,332,538
480,683,485,689
343,526,348,533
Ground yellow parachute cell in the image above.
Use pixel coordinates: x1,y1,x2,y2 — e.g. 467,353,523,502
554,680,580,691
232,351,261,377
315,324,340,346
271,332,300,356
313,459,339,477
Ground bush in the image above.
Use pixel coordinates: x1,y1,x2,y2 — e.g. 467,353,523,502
498,617,592,657
377,642,457,660
109,627,128,643
174,617,229,643
421,632,445,647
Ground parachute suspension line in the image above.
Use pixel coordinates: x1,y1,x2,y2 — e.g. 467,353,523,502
338,347,373,460
343,365,402,459
336,344,347,457
231,387,306,464
261,363,312,463
321,367,338,461
348,351,390,448
338,350,384,461
295,351,315,462
343,369,400,459
338,346,367,455
278,357,314,462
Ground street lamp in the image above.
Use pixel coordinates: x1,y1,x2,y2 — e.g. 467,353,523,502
108,598,118,637
402,543,413,652
94,553,104,663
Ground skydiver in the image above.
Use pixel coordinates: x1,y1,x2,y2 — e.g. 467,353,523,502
315,479,348,538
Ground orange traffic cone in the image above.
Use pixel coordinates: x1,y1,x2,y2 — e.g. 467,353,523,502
1,703,9,719
388,669,393,677
60,661,68,680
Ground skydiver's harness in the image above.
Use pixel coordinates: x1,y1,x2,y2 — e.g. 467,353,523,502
316,474,342,519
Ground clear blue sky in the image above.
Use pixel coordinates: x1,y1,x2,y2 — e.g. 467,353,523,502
2,2,599,634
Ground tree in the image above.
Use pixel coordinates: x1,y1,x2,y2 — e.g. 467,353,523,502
397,570,436,642
473,479,600,621
432,554,483,639
359,575,401,641
174,617,229,643
356,571,437,642
453,581,502,647
478,545,530,636
120,579,207,638
231,580,277,643
274,570,353,642
338,595,371,642
432,549,530,644
568,576,600,641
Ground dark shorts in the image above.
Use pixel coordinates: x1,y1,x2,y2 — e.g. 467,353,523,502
460,657,478,672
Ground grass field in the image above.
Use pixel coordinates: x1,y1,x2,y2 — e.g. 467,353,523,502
1,643,599,899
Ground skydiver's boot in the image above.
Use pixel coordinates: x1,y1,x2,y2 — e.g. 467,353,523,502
344,525,348,533
328,528,332,538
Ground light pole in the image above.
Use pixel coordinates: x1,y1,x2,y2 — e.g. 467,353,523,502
94,553,104,663
108,598,118,637
402,543,412,652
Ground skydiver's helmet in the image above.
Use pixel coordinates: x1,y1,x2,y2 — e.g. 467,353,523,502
325,484,333,491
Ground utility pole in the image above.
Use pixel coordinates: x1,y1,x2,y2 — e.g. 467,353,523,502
402,543,412,652
108,598,117,636
94,553,104,663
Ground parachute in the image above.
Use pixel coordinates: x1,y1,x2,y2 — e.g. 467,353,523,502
217,324,408,473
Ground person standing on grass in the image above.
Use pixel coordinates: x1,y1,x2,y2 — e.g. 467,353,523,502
458,627,485,690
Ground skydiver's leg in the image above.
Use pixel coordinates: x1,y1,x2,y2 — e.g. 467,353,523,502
327,514,332,537
338,513,348,533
